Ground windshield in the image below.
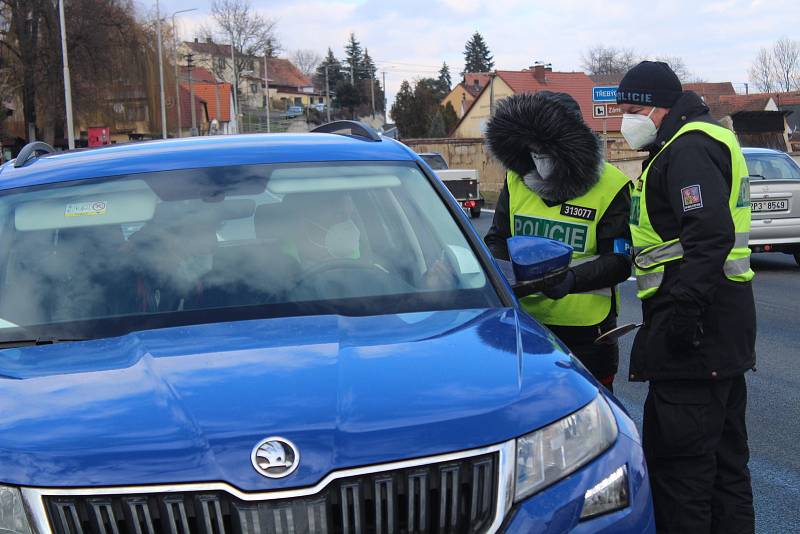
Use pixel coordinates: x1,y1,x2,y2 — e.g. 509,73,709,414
745,153,800,180
421,154,448,170
0,162,499,341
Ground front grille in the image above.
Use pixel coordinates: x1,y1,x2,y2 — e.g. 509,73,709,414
43,453,497,534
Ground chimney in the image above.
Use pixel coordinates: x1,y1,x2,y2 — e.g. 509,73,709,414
532,64,551,82
194,37,199,43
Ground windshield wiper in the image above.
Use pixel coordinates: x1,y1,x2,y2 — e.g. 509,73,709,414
0,337,88,349
749,174,766,180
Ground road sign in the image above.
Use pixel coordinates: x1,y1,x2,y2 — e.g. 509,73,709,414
592,85,618,103
592,103,624,118
606,103,623,117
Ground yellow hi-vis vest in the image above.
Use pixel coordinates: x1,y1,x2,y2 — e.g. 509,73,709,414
629,121,754,300
508,162,632,326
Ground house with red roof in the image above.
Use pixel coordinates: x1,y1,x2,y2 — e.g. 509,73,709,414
452,66,621,139
442,73,492,119
178,39,329,114
260,58,328,111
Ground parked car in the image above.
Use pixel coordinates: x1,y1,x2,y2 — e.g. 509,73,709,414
419,151,485,218
743,147,800,264
286,105,304,118
0,125,653,534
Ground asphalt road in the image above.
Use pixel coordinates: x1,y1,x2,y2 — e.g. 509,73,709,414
472,210,800,533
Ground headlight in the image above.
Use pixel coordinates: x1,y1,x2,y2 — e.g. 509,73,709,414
515,395,618,501
580,465,629,519
0,486,32,534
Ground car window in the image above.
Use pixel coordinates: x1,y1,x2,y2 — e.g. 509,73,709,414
0,162,500,341
421,154,448,170
745,154,800,180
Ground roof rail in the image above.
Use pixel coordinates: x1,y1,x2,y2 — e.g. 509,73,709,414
14,141,56,168
310,120,382,142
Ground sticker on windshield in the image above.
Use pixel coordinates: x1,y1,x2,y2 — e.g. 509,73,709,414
65,200,108,217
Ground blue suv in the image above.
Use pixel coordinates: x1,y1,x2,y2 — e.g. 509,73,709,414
0,123,653,533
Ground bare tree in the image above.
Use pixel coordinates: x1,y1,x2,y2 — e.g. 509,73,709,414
0,0,157,144
581,45,638,76
772,37,800,91
749,38,800,93
291,49,322,78
655,55,693,83
749,47,776,93
201,0,280,81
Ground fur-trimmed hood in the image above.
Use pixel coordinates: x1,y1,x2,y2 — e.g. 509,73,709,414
485,91,602,203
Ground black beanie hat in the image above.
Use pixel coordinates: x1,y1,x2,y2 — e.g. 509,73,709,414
616,61,682,108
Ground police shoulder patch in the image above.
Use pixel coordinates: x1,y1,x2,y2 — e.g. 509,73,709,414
681,184,703,211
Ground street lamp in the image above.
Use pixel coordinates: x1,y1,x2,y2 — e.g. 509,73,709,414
58,0,75,149
155,0,167,139
172,8,197,138
230,33,239,134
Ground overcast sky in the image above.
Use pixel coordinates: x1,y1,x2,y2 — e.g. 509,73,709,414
158,0,793,107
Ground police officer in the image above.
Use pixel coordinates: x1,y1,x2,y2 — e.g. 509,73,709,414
484,91,632,391
618,61,756,534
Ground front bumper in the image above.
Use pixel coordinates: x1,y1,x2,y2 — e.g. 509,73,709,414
503,399,655,533
16,397,653,534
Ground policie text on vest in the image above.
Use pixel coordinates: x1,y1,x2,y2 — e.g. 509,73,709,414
514,214,588,252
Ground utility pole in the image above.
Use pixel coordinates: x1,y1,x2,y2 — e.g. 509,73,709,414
263,53,271,133
370,75,375,119
155,0,167,139
172,8,197,138
230,34,238,133
58,0,75,149
382,71,387,125
744,82,749,95
325,65,331,122
489,72,497,116
186,54,197,136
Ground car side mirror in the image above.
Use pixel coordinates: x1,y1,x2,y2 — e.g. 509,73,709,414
495,236,573,298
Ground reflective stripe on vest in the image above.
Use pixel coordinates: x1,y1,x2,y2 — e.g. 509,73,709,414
629,122,755,300
508,162,631,326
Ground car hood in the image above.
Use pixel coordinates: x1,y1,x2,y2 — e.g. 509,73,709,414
0,308,596,490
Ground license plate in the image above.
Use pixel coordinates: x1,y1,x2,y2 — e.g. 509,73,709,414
751,199,788,212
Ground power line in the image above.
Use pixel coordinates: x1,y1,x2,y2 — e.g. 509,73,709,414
373,59,443,69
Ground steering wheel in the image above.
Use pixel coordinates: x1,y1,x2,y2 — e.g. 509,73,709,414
300,259,383,278
297,259,409,298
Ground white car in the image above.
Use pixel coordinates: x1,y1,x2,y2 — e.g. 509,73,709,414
744,147,800,265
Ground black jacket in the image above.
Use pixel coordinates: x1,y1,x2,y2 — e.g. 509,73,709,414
629,91,756,382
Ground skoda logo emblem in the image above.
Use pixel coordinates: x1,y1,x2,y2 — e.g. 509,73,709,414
251,437,300,478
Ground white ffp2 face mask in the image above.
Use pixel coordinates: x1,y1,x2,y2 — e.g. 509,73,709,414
324,219,361,259
621,107,658,149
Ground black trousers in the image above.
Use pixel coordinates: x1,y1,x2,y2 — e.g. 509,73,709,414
643,375,754,534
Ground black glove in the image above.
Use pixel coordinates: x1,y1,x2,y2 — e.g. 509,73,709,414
666,302,704,353
542,270,575,300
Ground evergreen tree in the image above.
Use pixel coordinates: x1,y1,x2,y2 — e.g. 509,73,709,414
437,62,452,93
390,80,417,137
442,102,459,135
344,32,363,83
463,32,494,74
314,47,345,91
335,80,361,118
391,78,456,138
361,48,377,82
427,110,447,138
